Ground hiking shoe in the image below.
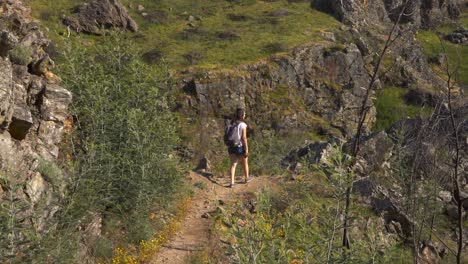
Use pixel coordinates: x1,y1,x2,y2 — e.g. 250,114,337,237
229,183,237,188
244,178,253,184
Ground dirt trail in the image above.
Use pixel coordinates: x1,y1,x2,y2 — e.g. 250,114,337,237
150,171,277,264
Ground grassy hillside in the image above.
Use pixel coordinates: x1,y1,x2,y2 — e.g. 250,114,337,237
29,0,339,68
416,9,468,88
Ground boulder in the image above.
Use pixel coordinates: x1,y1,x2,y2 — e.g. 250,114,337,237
445,204,466,221
8,103,32,140
461,191,468,210
0,31,18,56
0,0,72,245
282,139,342,169
446,28,468,44
31,54,54,75
25,172,46,204
438,190,452,203
63,0,138,35
371,187,414,238
351,131,394,176
41,84,72,122
312,0,390,26
420,241,445,264
195,156,212,172
77,212,103,263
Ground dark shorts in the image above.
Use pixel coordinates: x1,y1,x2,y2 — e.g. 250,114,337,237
228,145,246,156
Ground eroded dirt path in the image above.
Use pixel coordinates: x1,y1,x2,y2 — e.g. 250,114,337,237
150,171,278,264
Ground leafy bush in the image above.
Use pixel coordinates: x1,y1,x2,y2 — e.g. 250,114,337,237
141,49,163,64
217,145,409,263
374,87,429,131
9,45,32,65
263,42,287,53
37,158,64,190
183,51,205,65
92,236,113,259
46,34,183,260
126,213,154,244
194,181,207,190
249,130,306,176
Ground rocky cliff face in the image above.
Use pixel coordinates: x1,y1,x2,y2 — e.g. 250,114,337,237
175,1,462,161
177,41,377,159
313,0,462,29
0,0,71,236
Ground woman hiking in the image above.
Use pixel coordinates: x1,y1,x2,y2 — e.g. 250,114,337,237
226,108,251,188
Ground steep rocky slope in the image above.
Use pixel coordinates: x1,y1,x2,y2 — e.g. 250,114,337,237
177,41,375,139
0,0,71,254
0,0,466,262
176,0,462,163
313,0,462,28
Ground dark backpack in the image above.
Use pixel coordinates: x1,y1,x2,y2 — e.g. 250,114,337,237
224,121,242,147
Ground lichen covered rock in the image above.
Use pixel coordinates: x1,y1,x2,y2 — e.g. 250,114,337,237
63,0,138,35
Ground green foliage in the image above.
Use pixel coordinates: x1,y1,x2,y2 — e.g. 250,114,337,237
388,128,446,256
60,33,182,213
126,212,154,243
37,158,64,190
217,144,410,263
8,45,32,65
194,181,207,190
24,33,185,261
249,130,312,176
92,236,113,259
263,42,287,53
417,29,468,86
29,0,339,68
374,87,430,131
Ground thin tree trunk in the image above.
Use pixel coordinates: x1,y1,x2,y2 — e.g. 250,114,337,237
438,34,463,264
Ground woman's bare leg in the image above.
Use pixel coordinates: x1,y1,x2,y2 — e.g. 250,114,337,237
229,154,238,185
240,156,249,182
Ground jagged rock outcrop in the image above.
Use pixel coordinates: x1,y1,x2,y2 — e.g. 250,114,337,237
63,0,138,35
312,0,462,29
312,0,461,104
0,0,72,251
178,42,377,156
447,28,468,44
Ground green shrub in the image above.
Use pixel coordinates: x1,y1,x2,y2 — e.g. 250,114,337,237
126,214,154,244
249,130,309,176
194,181,207,190
92,237,113,259
9,45,32,65
218,145,410,263
226,0,257,5
46,34,184,260
37,158,64,190
183,51,205,65
263,42,287,53
373,87,430,131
